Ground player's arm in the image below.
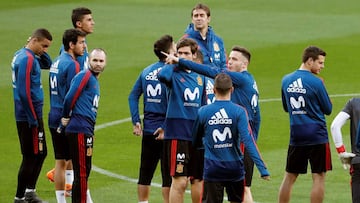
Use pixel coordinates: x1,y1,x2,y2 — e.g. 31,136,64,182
318,80,332,115
192,111,204,149
238,107,270,178
17,55,38,126
128,75,144,135
157,64,175,86
178,58,220,78
281,89,289,112
330,111,355,169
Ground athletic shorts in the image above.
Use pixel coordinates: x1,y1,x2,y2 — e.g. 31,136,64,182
50,127,70,160
138,133,171,187
164,139,203,178
286,143,332,174
16,120,47,156
202,179,245,203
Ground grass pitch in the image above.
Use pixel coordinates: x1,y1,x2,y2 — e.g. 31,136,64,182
1,0,360,202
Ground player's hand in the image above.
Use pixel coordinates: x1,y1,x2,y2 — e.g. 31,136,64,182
154,127,164,140
161,51,179,64
133,122,142,136
61,117,70,127
261,175,270,181
339,152,356,170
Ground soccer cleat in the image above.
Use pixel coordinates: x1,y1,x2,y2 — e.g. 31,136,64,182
46,168,55,182
25,191,49,203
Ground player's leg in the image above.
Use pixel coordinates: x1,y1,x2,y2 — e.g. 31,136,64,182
225,179,245,203
202,181,224,203
278,145,307,203
243,149,254,203
161,139,171,203
68,132,93,203
168,140,191,203
137,134,161,202
351,163,360,203
309,143,332,203
189,147,204,203
15,121,47,202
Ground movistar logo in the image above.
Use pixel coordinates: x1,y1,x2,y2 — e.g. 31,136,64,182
213,127,232,142
287,78,306,94
184,87,200,101
146,84,161,97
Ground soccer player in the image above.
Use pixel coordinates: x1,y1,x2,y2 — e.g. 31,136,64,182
278,46,332,203
182,3,227,69
192,73,270,203
162,46,261,202
330,98,359,202
11,28,52,203
60,48,106,203
157,38,207,203
128,35,175,203
47,6,95,191
48,28,86,202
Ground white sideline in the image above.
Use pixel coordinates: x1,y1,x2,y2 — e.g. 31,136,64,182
92,93,360,201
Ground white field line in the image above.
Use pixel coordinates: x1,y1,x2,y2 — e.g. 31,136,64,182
92,93,360,200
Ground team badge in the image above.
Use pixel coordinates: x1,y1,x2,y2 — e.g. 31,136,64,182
197,75,203,86
176,163,184,173
213,42,220,52
87,147,93,156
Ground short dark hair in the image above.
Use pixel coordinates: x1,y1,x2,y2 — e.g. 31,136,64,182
32,28,52,41
191,3,211,17
176,38,198,54
232,46,251,63
302,46,326,63
71,7,92,28
153,34,173,61
63,29,86,51
214,73,232,95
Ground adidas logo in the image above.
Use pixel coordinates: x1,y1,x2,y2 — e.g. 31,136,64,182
287,78,306,94
208,108,232,125
145,67,162,81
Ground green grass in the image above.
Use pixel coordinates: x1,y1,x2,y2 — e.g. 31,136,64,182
1,0,359,202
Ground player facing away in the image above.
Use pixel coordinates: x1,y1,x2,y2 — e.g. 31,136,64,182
279,46,332,203
60,48,106,203
11,28,52,203
161,46,261,202
330,98,360,202
192,73,269,203
182,3,227,69
47,6,95,193
157,38,207,203
128,35,176,203
48,29,86,203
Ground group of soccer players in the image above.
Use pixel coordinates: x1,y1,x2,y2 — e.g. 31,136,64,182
11,7,107,203
129,3,269,203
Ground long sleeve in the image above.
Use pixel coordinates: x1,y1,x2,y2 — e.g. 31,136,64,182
330,111,350,148
17,53,38,126
178,58,220,78
128,75,143,125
